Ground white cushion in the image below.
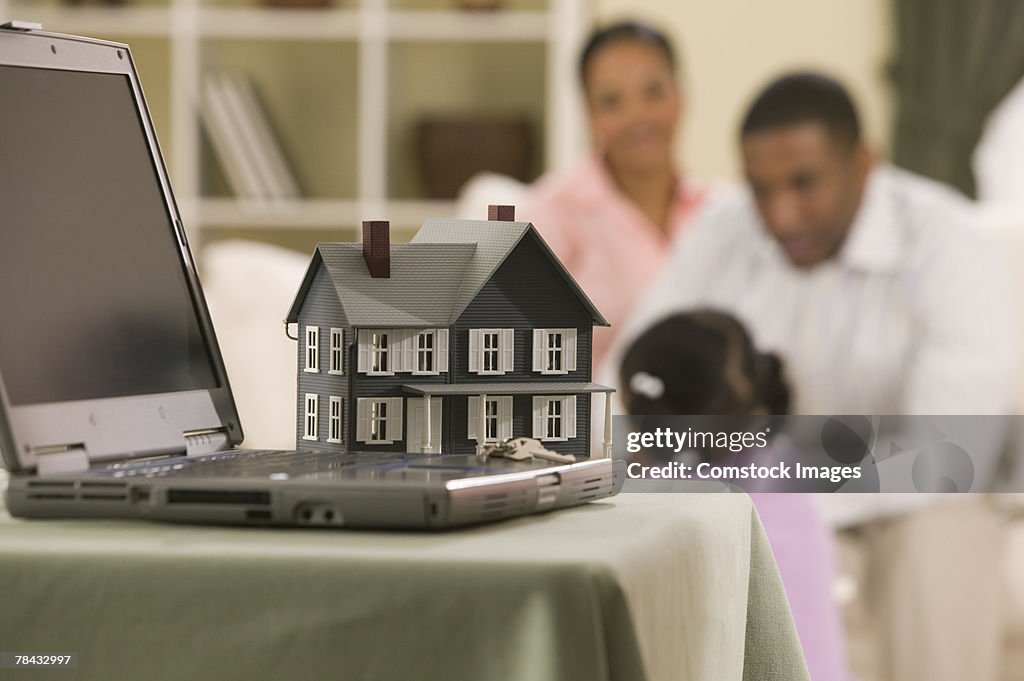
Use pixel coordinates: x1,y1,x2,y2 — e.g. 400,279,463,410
200,240,309,450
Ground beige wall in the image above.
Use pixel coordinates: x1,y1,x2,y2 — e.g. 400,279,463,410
593,0,894,183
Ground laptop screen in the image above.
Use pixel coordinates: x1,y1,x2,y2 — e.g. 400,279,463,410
0,64,218,406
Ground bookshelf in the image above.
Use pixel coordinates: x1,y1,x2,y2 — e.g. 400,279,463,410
0,0,589,247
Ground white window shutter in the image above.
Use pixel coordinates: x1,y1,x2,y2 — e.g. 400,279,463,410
565,396,577,439
501,329,514,373
390,397,404,440
565,328,578,372
532,329,544,372
387,333,400,374
402,330,415,373
392,330,403,373
357,330,370,373
532,396,545,438
498,397,513,440
356,398,369,441
467,396,479,439
468,329,480,373
437,329,449,372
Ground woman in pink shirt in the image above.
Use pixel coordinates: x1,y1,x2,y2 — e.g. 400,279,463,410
522,21,704,367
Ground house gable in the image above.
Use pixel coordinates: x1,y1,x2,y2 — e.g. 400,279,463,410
452,230,594,381
296,258,349,329
413,219,608,327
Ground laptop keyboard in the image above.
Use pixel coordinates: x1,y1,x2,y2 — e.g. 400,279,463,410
94,449,411,479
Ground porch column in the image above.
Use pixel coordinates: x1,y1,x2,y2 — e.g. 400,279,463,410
603,390,613,459
476,393,487,456
422,393,432,454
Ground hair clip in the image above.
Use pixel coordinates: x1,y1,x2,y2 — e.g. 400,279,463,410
630,371,664,400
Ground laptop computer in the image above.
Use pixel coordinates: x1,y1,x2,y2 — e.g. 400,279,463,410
0,23,624,529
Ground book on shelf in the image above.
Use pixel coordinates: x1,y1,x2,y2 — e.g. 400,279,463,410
199,71,301,203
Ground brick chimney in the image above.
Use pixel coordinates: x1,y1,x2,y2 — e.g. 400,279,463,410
488,205,516,222
362,220,390,278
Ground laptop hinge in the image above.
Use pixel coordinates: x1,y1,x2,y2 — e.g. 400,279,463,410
1,21,44,31
183,428,232,457
35,445,89,477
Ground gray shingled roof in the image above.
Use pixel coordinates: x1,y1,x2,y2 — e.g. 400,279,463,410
286,219,607,327
411,219,533,317
301,242,475,326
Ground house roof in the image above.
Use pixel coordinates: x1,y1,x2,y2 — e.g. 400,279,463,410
413,219,607,326
285,219,608,327
286,243,476,327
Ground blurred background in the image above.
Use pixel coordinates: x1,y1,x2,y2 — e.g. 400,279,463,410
0,0,899,251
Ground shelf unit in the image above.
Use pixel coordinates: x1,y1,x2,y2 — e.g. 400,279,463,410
0,0,589,245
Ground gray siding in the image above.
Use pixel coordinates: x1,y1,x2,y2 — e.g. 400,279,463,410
349,331,450,452
452,232,594,384
444,233,597,457
296,263,350,453
447,232,596,456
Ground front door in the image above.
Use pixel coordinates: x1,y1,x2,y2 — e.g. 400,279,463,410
407,397,443,453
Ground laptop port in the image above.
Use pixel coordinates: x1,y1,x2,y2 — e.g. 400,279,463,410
167,489,270,505
294,503,343,527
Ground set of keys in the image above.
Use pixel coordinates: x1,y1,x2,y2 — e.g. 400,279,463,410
478,437,577,464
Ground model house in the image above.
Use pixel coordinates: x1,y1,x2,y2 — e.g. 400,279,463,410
285,205,614,458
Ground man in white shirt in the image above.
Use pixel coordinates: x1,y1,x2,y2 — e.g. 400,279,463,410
616,73,1021,681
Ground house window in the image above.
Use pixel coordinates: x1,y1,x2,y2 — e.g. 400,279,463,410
327,396,343,444
484,399,499,440
304,326,319,373
546,332,562,372
303,393,319,441
356,329,396,375
469,328,513,375
545,399,562,439
371,332,389,374
369,400,388,442
416,331,434,373
329,329,344,375
467,396,513,442
359,329,447,375
532,395,577,442
532,328,577,374
482,332,499,372
356,397,404,445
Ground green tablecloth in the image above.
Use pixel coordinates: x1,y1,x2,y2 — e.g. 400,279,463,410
0,490,808,681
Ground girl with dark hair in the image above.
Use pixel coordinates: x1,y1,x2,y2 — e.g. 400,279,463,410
619,310,848,681
620,310,789,417
522,20,705,368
